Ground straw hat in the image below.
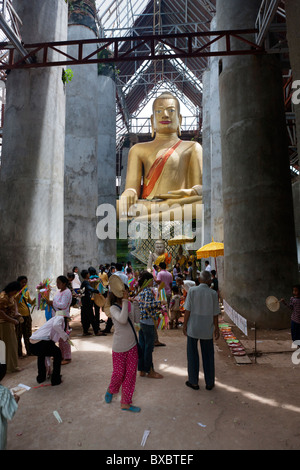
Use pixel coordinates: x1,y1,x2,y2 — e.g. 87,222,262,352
109,274,126,298
265,296,280,312
93,293,106,307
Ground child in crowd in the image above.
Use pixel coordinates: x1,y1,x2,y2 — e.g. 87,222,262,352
72,266,81,293
281,284,300,343
67,273,81,309
0,340,19,450
169,285,181,329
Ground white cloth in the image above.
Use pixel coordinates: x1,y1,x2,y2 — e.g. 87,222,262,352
183,280,195,292
114,271,129,287
184,284,220,339
205,264,211,272
29,316,69,344
72,273,81,290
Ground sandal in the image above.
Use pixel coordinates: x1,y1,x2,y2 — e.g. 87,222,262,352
147,369,163,379
121,405,141,413
105,390,113,403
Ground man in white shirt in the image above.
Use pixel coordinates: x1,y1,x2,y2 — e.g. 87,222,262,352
183,271,220,391
205,260,211,272
176,274,195,294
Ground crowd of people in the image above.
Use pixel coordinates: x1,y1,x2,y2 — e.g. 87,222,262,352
1,258,299,446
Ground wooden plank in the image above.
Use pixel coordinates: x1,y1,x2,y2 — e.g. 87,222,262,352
234,355,252,364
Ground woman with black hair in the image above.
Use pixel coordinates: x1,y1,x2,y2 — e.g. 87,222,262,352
16,275,36,358
0,281,23,373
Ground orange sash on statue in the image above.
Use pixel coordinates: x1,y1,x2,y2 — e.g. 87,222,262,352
142,140,182,199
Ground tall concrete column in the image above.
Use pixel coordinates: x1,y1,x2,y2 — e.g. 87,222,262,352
201,17,224,286
286,0,300,266
97,73,117,263
209,16,224,288
217,0,298,328
64,1,99,272
286,0,300,151
0,0,67,291
210,17,223,246
201,69,212,248
292,178,300,265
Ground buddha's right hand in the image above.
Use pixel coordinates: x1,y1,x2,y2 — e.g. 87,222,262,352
120,188,138,215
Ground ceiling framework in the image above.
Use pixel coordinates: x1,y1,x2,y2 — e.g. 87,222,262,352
0,0,298,175
99,0,217,139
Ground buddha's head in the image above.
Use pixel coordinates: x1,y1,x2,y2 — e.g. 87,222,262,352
154,239,166,255
151,92,182,138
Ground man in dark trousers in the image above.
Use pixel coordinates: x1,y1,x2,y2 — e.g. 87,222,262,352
80,270,106,337
183,270,220,391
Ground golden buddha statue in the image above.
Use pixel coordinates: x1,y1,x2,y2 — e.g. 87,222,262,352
119,91,203,221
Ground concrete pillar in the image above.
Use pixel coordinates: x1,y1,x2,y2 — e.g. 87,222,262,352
209,16,224,288
97,74,117,263
292,178,300,265
286,0,300,268
201,69,212,248
64,1,99,272
217,0,298,328
201,17,224,286
286,0,300,150
0,0,67,291
210,17,223,246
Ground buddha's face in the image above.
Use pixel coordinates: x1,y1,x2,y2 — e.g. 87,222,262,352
152,97,182,135
155,240,165,255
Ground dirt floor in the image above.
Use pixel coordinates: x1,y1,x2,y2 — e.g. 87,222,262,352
2,307,300,452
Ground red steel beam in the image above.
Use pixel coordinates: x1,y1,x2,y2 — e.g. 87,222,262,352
0,29,264,70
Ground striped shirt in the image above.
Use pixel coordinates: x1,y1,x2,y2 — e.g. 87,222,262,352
290,297,300,324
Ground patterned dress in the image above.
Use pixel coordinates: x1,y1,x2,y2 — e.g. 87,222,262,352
0,292,19,372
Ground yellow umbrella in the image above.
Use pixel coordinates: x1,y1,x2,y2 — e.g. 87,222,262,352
196,238,224,259
196,238,224,274
167,235,196,246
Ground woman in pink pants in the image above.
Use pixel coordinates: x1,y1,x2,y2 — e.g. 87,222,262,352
105,275,141,412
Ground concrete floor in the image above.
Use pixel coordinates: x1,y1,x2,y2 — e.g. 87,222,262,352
2,308,300,451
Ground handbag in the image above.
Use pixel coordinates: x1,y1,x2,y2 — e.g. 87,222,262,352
113,303,143,359
128,317,143,359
